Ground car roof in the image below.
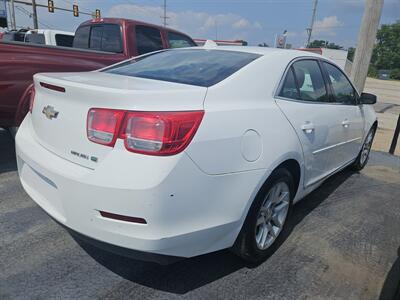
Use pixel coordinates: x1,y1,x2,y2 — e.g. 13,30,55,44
201,45,323,59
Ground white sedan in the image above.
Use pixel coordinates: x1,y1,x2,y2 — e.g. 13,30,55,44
16,46,377,264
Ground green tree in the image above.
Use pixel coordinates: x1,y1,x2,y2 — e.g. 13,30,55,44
371,21,400,70
347,47,356,62
308,40,343,49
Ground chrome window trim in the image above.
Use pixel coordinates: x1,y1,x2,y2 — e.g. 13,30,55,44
274,56,360,106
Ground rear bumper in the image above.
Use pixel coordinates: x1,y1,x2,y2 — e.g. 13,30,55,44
16,115,267,258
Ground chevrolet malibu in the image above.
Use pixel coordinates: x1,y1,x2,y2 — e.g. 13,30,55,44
16,47,377,263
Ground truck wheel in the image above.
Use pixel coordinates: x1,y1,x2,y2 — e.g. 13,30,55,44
232,168,294,264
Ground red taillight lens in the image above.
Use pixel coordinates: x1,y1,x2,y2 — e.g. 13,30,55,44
86,109,204,155
87,108,125,146
29,87,35,113
121,111,204,155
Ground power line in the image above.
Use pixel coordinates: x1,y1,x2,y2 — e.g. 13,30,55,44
15,5,53,28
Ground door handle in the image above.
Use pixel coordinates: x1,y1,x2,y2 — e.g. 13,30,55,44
342,119,350,128
301,122,315,134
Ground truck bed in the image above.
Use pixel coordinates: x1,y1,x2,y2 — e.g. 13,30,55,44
0,41,127,127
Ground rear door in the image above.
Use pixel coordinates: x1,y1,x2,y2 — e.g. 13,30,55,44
322,61,365,163
276,59,346,187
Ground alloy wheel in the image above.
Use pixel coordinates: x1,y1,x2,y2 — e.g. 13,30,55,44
255,181,290,250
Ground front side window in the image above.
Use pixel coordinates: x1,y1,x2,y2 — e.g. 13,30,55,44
135,26,163,55
323,62,357,105
167,32,196,48
292,60,329,102
105,49,261,87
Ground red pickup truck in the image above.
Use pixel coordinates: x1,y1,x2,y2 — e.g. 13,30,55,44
0,18,196,129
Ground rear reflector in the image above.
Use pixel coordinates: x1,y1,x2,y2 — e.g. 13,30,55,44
40,82,66,93
99,211,147,224
87,108,204,156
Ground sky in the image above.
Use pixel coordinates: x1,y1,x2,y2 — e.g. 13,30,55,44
7,0,400,48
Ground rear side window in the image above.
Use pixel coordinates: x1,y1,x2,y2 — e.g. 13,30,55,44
105,49,261,87
55,34,74,47
100,24,122,53
280,60,329,102
279,67,299,100
167,32,196,48
73,26,90,49
89,26,102,50
136,26,163,55
323,62,357,105
25,34,45,44
74,24,122,53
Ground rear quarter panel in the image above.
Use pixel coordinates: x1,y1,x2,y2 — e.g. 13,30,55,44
186,53,305,176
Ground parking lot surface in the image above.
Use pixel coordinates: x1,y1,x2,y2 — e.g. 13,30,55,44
1,128,399,300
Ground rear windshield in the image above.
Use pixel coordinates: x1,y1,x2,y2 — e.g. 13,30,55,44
104,49,261,87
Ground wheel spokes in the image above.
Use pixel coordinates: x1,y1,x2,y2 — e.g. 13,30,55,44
255,181,291,250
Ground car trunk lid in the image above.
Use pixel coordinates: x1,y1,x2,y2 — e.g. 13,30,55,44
30,72,207,169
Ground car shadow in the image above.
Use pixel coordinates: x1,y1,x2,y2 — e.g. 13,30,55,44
379,246,400,300
74,168,354,294
0,129,17,174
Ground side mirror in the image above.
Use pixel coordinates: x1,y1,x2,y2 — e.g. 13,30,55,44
359,92,377,105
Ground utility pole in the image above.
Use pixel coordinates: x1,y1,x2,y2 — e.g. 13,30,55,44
350,0,384,93
306,0,318,47
9,0,16,30
162,0,167,27
31,0,38,29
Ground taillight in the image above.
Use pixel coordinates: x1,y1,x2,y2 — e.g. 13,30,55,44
121,111,204,155
87,109,204,156
29,87,35,113
87,108,125,146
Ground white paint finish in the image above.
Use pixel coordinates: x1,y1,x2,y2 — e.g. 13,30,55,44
32,73,207,169
16,47,377,258
276,100,365,187
24,29,74,46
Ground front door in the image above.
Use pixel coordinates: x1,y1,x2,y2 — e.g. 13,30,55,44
322,62,365,164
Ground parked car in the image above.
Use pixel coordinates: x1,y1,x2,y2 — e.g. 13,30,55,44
0,18,196,131
16,46,377,264
23,29,75,47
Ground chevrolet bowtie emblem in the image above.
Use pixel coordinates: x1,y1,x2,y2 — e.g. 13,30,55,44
42,105,59,120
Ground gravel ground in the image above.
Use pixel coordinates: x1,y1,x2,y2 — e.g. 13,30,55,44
0,128,400,300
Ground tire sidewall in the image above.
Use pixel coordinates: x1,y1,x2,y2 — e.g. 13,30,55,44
353,127,376,171
235,168,295,263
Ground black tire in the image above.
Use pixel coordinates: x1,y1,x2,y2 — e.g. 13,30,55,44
232,168,295,264
351,126,376,171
